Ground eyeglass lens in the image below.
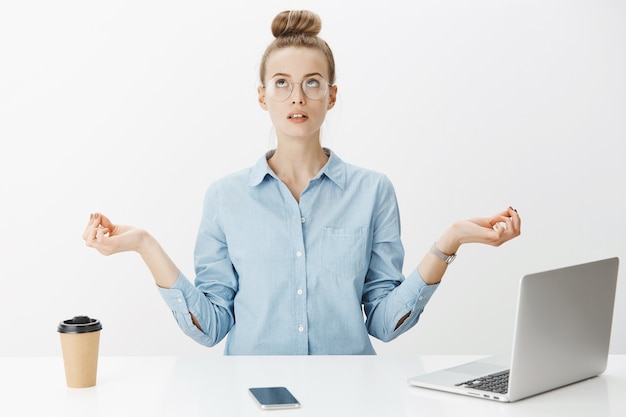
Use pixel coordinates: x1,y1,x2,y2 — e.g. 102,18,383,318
265,76,328,101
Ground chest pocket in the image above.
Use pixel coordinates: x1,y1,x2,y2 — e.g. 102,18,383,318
321,227,369,280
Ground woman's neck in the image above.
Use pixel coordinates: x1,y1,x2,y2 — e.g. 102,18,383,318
267,139,329,202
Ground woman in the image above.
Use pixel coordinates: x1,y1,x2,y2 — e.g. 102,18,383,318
83,10,521,355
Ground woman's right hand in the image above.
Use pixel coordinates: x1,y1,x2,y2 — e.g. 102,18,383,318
83,213,147,256
83,213,180,288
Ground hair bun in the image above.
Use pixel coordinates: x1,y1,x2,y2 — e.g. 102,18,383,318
271,10,322,38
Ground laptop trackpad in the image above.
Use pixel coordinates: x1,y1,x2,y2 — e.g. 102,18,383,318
448,360,508,377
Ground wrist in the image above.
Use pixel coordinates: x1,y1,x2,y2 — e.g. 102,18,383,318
436,226,461,255
135,229,155,255
430,243,456,265
136,231,179,289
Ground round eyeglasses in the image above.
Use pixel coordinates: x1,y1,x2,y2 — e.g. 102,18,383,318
263,75,332,102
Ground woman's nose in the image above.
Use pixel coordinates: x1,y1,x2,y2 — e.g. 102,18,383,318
290,82,306,104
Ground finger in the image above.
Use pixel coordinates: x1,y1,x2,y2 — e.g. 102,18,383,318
490,207,519,227
84,226,99,246
492,222,507,237
493,221,507,231
499,215,521,243
509,206,521,233
493,207,512,218
82,213,99,240
85,225,110,247
489,214,509,228
499,208,520,238
95,226,111,241
87,236,114,256
98,213,115,230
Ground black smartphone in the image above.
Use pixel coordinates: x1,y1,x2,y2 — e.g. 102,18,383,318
248,386,301,410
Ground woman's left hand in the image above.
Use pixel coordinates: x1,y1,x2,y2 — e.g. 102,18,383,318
453,206,522,247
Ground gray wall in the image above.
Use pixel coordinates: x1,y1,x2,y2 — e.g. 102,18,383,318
1,0,624,356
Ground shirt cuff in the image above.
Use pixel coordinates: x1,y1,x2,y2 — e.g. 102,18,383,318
157,271,203,314
397,268,439,311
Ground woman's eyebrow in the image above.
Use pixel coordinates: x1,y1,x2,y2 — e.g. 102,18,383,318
270,72,323,79
271,72,290,78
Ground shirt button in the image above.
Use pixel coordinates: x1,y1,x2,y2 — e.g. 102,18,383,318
298,325,304,332
177,298,183,303
418,295,424,301
296,251,303,257
297,288,303,295
300,217,306,223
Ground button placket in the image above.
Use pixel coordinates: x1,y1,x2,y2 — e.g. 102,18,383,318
289,204,308,352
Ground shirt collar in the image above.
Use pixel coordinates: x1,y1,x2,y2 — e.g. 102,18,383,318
248,148,346,190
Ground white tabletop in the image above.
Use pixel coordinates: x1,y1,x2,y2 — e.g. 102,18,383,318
1,355,625,416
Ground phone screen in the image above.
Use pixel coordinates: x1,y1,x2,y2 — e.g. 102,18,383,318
249,386,301,409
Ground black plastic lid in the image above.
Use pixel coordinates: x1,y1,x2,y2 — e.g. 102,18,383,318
57,316,102,334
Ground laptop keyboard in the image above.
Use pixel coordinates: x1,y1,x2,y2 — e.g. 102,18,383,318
455,370,510,394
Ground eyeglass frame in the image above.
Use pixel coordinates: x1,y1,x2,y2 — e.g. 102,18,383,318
261,74,335,102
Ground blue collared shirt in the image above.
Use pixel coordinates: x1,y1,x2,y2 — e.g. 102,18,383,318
158,149,438,354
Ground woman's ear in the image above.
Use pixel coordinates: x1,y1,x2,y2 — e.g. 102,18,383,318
258,86,268,110
327,85,338,110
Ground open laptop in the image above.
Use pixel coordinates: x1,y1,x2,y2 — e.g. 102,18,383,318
408,257,619,402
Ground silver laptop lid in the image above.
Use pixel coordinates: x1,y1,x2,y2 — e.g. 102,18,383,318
507,257,619,401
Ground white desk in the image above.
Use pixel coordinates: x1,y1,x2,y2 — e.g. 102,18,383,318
1,355,624,416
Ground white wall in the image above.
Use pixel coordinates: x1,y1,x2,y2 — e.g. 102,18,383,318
1,0,624,357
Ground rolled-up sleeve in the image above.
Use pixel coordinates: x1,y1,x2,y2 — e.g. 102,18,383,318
387,268,439,334
362,176,439,342
157,183,237,347
157,271,234,347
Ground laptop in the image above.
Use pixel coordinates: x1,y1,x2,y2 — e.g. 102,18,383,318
408,257,619,402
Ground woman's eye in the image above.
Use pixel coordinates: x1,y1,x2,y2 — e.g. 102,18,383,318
275,79,289,88
305,78,321,88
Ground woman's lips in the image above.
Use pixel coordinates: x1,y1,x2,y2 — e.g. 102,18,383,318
288,112,308,122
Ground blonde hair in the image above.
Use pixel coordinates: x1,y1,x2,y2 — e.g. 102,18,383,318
259,10,336,85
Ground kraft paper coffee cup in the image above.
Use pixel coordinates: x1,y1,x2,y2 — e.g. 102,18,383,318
58,316,102,388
